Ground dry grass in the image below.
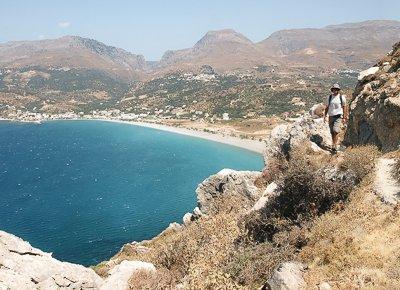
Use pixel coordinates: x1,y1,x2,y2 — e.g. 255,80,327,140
340,145,380,183
300,175,400,289
119,195,251,289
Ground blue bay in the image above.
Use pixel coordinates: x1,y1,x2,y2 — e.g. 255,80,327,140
0,120,263,266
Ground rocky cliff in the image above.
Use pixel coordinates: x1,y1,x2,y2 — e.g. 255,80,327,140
344,41,400,151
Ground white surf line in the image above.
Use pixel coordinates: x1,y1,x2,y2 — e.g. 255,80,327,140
375,158,400,204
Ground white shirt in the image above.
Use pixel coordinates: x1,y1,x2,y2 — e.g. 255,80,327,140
325,94,346,116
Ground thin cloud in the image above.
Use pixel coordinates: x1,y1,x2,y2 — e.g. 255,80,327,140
58,21,71,28
37,34,45,40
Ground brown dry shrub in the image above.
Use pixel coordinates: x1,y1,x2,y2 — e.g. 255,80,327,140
90,261,110,277
340,145,380,183
129,268,175,290
256,155,288,188
300,175,400,288
225,239,298,286
125,195,248,289
244,148,352,244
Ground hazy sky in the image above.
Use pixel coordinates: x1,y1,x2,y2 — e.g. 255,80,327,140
1,0,399,60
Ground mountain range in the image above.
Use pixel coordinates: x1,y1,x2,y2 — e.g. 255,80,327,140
1,20,400,81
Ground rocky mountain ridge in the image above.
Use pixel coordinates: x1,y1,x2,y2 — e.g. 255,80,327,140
0,35,146,80
159,20,400,72
1,20,399,80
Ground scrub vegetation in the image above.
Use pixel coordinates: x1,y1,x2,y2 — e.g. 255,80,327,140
92,145,392,289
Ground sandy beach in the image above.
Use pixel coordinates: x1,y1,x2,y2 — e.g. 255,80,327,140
99,119,266,154
1,118,266,154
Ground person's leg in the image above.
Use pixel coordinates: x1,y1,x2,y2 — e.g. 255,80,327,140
331,116,343,152
332,132,339,149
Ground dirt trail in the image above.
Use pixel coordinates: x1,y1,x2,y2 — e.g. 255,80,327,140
375,158,400,204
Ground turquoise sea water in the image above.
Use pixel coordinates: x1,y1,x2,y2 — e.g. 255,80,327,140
0,120,263,266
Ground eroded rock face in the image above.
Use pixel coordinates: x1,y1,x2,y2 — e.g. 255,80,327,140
195,169,262,214
0,230,156,290
0,230,103,289
344,41,400,151
263,116,332,165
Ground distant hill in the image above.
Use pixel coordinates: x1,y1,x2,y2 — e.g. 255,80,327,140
0,36,146,80
1,20,399,114
158,20,400,72
1,20,399,79
159,29,269,72
258,20,400,69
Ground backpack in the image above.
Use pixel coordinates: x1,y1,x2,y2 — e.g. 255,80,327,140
328,94,344,107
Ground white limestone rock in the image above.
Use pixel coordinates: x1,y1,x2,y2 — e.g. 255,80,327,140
263,116,331,165
196,169,262,214
251,182,278,212
101,260,155,290
265,262,306,290
358,66,379,81
0,230,103,289
183,212,194,225
318,282,332,290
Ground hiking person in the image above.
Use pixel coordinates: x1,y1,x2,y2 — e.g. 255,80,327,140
324,83,348,153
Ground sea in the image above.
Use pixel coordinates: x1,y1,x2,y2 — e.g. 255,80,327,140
0,120,264,266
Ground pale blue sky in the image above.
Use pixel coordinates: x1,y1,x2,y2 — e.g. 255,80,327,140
1,0,399,60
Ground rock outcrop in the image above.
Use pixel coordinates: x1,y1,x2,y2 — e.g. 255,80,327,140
344,41,400,151
102,260,155,290
195,169,262,214
263,262,306,290
0,230,102,289
0,230,155,290
263,116,331,165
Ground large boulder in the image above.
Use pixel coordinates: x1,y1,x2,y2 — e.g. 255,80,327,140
344,41,400,151
263,262,306,290
195,169,262,214
263,116,332,165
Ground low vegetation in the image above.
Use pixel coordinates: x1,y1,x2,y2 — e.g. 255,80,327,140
244,148,353,245
340,145,380,183
300,175,400,288
93,145,388,289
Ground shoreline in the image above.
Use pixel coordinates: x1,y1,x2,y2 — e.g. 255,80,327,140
0,118,266,154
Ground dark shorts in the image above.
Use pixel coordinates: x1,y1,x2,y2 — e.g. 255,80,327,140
329,114,342,134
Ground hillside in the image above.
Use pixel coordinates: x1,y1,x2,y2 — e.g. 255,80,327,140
159,29,269,72
1,20,399,116
158,20,400,72
258,20,400,69
1,41,399,289
0,36,146,80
